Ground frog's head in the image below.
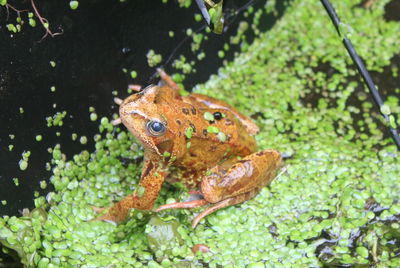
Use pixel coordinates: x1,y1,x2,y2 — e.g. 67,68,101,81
119,85,179,159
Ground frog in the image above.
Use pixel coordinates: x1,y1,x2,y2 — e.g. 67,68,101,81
94,69,282,228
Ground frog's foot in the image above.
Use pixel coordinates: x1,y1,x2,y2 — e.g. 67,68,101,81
155,199,209,212
128,84,142,92
157,68,180,91
155,192,260,228
192,189,259,228
90,205,127,224
91,205,107,214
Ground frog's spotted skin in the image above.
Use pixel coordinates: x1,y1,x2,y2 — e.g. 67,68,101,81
94,69,282,227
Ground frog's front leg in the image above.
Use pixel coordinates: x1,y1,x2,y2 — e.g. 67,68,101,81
93,161,166,223
156,149,282,228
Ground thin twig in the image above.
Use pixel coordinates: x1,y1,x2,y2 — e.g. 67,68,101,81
5,4,29,21
30,0,63,41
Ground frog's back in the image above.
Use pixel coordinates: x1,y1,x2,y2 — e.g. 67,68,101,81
170,93,258,171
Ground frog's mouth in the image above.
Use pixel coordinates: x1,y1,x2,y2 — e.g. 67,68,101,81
133,130,162,156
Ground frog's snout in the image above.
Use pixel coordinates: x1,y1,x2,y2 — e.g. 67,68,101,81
121,94,141,107
111,95,141,126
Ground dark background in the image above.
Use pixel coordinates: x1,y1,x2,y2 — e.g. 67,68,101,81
0,0,285,219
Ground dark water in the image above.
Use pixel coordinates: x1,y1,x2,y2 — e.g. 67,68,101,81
1,0,399,266
0,0,286,218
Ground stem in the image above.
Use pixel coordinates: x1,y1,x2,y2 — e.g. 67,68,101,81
5,4,29,21
30,0,63,41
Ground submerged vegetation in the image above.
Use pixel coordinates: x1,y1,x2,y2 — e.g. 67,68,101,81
1,0,400,267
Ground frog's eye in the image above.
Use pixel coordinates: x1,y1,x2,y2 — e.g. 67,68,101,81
146,120,166,136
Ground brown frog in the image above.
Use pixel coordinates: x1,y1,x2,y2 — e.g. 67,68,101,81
94,69,282,228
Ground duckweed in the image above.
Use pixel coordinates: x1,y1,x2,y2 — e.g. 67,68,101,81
46,111,67,127
1,0,400,267
203,111,214,121
18,160,28,171
147,49,163,67
18,151,31,171
40,180,47,189
69,0,79,10
206,125,219,134
28,18,36,27
217,131,227,142
90,112,98,121
79,136,87,144
185,126,194,139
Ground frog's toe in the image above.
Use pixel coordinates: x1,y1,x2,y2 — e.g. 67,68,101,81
155,199,209,212
91,210,118,224
91,215,118,225
191,198,232,228
91,206,117,223
91,205,108,213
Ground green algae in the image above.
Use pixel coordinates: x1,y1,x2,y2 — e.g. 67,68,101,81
1,0,400,267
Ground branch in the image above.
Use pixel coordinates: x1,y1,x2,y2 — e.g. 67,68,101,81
5,4,28,21
30,0,63,41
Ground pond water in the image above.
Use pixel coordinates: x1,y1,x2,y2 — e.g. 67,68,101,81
0,0,286,217
0,0,399,267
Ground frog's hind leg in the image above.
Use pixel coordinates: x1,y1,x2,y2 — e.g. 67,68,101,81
156,150,282,228
155,199,209,211
194,149,282,227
